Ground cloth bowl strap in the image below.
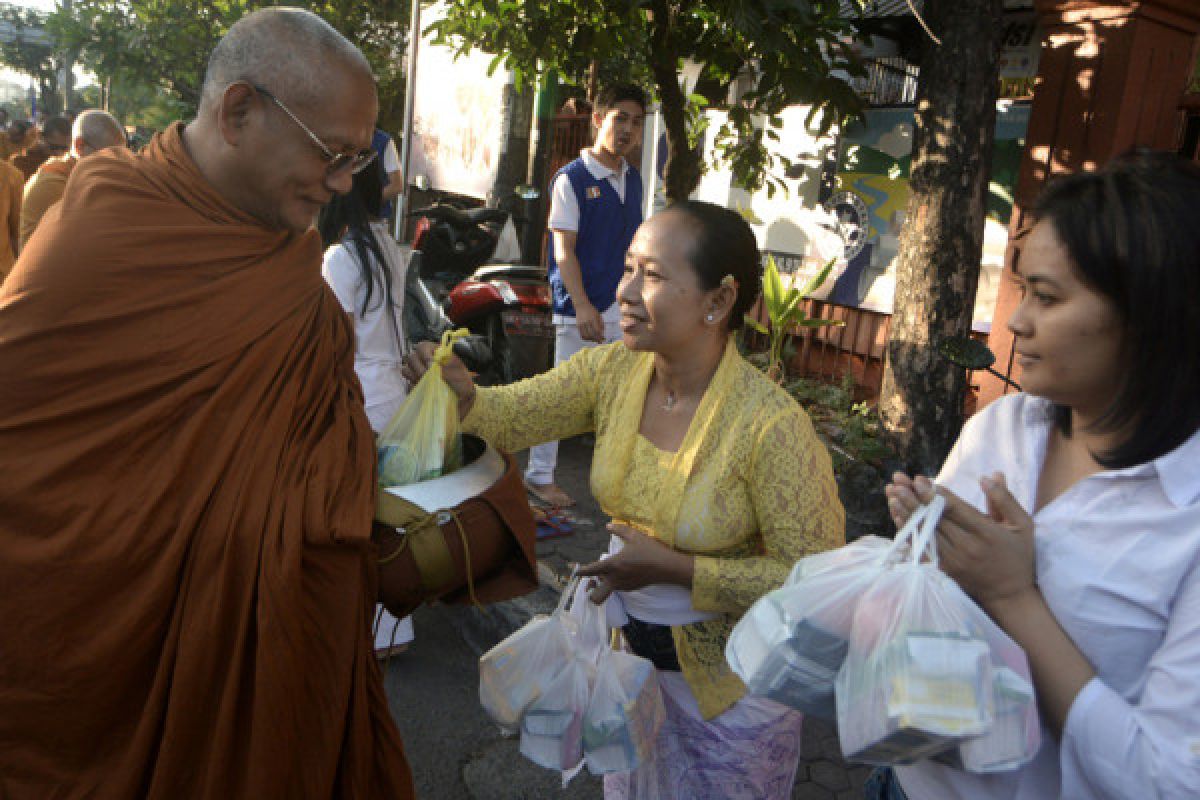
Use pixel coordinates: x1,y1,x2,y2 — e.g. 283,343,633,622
375,491,457,594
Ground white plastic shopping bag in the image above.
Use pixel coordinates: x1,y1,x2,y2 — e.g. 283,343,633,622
582,645,666,775
932,580,1040,773
517,578,608,783
727,535,897,720
835,495,1040,771
479,576,581,734
519,651,593,775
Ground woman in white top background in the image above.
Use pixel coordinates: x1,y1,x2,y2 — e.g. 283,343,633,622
883,150,1200,800
319,162,415,657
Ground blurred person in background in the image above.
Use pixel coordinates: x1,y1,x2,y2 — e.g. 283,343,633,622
20,109,127,248
12,115,71,180
318,159,420,660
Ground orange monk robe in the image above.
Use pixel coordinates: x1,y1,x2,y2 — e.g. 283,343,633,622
0,159,22,281
0,123,413,799
19,155,74,249
0,128,30,161
10,142,50,181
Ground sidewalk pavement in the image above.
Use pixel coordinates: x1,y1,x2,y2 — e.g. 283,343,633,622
441,434,870,799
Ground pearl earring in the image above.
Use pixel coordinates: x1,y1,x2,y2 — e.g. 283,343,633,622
706,314,715,323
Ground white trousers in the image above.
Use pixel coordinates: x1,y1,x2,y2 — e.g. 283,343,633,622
374,606,415,650
524,303,623,486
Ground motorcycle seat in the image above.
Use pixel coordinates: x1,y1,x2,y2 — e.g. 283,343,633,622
473,264,547,282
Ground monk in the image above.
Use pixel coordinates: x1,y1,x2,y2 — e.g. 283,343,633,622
0,9,415,798
0,119,32,162
20,109,126,248
0,157,20,281
11,114,71,180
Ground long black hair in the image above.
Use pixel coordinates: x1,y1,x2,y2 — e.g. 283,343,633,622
1033,149,1200,468
318,160,396,321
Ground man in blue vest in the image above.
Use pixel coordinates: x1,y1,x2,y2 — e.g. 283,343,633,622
527,84,647,508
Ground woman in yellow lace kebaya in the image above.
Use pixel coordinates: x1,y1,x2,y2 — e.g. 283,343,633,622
406,201,844,798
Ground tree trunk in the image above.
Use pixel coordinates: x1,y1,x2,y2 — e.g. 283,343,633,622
648,0,703,202
878,0,1004,476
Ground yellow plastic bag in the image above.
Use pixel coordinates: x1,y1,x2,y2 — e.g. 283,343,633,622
377,329,470,486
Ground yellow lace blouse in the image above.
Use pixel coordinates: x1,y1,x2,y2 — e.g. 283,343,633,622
464,340,844,718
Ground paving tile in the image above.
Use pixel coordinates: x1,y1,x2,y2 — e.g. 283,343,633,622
792,781,835,800
810,759,851,791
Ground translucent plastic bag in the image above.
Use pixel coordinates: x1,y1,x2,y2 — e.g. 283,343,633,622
932,579,1040,773
518,579,609,783
479,575,581,734
727,535,898,720
519,652,593,775
835,496,1039,771
582,644,666,775
377,328,469,486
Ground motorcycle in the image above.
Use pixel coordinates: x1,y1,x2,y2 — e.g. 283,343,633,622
410,181,553,386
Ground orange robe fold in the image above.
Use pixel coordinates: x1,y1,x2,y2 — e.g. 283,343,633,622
0,123,413,799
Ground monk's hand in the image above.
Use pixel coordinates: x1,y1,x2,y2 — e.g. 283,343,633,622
402,341,477,419
891,473,1038,614
578,523,693,604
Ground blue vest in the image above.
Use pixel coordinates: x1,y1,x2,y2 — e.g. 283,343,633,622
372,129,395,220
548,157,643,317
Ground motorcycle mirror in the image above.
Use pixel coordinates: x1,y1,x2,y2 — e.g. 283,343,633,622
513,184,540,200
413,174,430,192
937,335,1022,390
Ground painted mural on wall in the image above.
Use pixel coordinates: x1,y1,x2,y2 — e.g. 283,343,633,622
815,103,1029,330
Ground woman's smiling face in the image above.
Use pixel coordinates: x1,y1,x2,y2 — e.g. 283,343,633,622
616,212,719,354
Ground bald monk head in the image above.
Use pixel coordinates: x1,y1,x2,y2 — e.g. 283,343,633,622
71,109,126,158
184,8,378,234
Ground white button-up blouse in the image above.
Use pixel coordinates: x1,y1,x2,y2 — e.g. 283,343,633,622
897,393,1200,800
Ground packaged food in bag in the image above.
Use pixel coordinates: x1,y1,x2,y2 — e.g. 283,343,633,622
377,329,469,486
582,647,666,775
727,535,895,720
479,576,580,733
836,496,996,765
519,654,593,773
517,580,609,781
931,581,1041,773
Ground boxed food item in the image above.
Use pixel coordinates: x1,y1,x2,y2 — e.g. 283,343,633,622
839,632,992,765
519,656,592,772
582,650,665,775
479,611,575,732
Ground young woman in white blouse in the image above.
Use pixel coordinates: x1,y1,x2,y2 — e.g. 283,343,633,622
318,163,415,658
882,150,1200,800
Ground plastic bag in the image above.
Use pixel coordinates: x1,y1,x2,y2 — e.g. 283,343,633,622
377,328,470,486
582,644,666,775
479,576,581,734
932,579,1040,773
518,578,609,783
727,535,898,720
835,496,1039,771
519,652,593,775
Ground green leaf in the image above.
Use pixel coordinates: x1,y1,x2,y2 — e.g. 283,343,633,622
797,258,837,298
743,315,768,334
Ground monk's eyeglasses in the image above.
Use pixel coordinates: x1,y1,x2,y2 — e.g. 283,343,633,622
251,85,377,176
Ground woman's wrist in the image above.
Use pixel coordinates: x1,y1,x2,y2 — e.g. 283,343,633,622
980,584,1044,625
458,387,477,421
664,550,695,589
